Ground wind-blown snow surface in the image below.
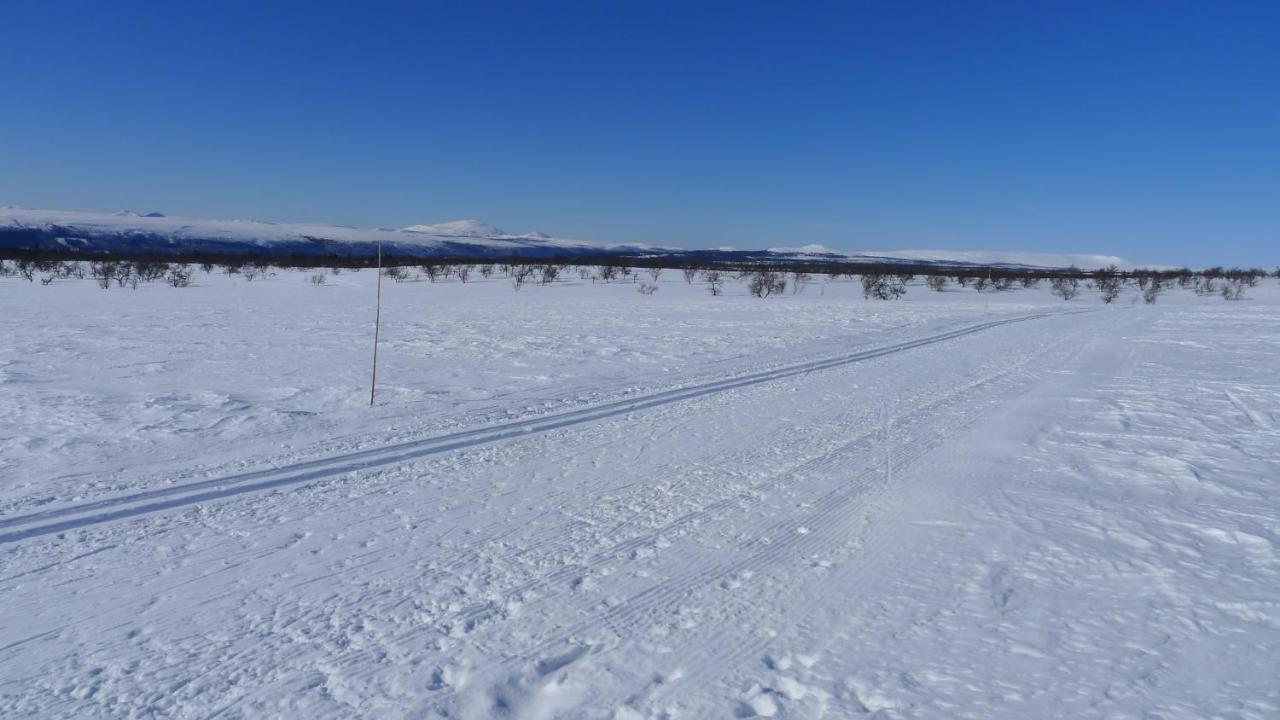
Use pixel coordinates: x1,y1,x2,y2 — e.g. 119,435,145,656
1,270,1278,718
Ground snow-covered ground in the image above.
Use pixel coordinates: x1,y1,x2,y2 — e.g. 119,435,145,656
2,269,1277,718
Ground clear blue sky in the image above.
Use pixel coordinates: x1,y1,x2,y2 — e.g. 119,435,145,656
2,1,1277,267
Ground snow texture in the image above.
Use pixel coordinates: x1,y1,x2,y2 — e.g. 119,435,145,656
2,268,1277,718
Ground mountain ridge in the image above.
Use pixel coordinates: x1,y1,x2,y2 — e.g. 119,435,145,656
0,206,1129,269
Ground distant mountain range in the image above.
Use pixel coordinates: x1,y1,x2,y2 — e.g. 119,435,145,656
0,207,1128,269
0,208,655,262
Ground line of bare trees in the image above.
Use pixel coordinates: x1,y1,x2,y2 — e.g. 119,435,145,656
3,254,1276,304
0,258,198,289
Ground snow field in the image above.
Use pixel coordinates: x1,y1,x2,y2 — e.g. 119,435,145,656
2,268,1278,718
0,269,1046,512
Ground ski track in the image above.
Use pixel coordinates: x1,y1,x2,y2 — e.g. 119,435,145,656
444,314,1110,715
6,309,1109,719
0,309,1084,545
9,296,1272,720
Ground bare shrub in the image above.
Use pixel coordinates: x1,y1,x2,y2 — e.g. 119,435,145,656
862,273,906,300
36,260,65,283
111,263,134,288
926,275,948,292
132,261,169,283
1221,279,1246,301
748,271,787,298
1142,278,1164,304
308,272,327,286
682,266,698,283
382,266,409,282
637,282,659,295
456,265,472,283
704,270,724,296
89,261,116,289
1092,265,1124,303
511,264,535,290
1050,276,1080,300
15,259,35,282
648,267,663,281
167,264,193,287
791,271,810,294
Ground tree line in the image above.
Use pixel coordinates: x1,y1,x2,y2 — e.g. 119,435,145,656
2,250,1275,304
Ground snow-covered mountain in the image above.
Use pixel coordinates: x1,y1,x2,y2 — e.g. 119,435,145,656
401,219,505,237
0,206,1127,269
112,210,168,218
0,207,656,261
766,243,1130,270
401,219,556,243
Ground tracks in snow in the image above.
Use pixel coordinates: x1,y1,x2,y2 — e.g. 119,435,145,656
0,310,1082,544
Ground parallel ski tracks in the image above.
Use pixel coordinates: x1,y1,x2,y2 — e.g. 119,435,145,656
252,318,1094,706
0,310,1084,544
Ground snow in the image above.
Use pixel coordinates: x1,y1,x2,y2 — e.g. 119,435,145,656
112,210,167,218
768,243,836,254
768,244,1132,270
403,220,560,243
6,207,1127,268
401,219,506,237
2,267,1277,718
867,248,1131,269
0,207,637,255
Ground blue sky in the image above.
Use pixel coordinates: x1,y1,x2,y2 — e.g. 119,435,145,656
2,1,1277,266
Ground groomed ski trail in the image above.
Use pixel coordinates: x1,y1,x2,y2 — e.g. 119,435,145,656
0,309,1087,544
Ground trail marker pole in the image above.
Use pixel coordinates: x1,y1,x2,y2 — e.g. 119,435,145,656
370,240,383,406
983,266,992,314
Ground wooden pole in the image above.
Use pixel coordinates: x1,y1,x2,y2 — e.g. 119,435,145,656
984,266,992,314
370,240,382,406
